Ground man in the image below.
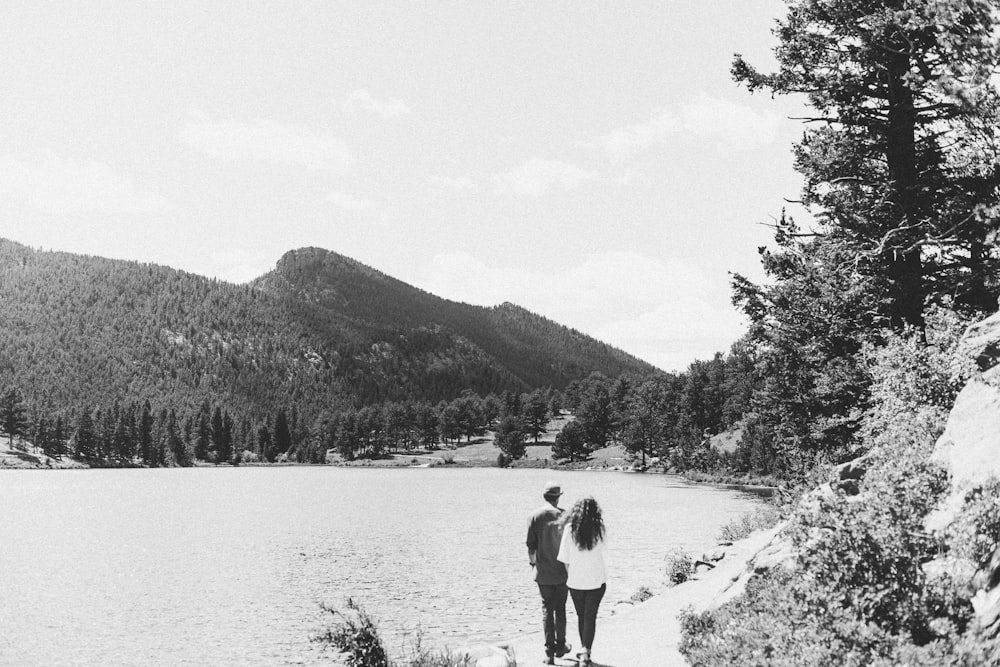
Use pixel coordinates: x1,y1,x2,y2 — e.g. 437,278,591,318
526,481,572,664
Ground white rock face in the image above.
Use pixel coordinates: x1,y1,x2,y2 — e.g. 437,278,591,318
930,378,1000,490
926,309,1000,636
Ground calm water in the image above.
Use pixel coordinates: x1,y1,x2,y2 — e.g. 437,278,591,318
0,467,765,665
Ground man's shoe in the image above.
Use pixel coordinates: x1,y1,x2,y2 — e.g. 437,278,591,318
543,655,555,665
554,642,572,657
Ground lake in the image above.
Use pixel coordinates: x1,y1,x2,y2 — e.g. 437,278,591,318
0,467,766,665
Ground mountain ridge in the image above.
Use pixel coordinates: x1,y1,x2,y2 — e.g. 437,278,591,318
0,239,656,423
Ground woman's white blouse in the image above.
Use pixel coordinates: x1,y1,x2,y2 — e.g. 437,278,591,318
557,528,607,590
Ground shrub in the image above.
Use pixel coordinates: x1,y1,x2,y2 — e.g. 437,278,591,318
314,598,389,667
314,600,475,667
717,504,782,542
664,548,693,586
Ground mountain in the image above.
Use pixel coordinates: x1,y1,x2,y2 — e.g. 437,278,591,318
0,240,655,422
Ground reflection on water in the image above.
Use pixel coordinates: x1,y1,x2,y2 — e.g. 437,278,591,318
0,467,764,665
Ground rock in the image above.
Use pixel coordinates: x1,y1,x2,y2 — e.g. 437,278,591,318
925,309,1000,638
702,548,726,563
694,560,717,573
454,643,516,667
750,538,796,574
955,310,1000,372
930,378,1000,495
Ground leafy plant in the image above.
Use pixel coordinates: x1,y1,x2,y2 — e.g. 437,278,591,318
664,548,694,586
315,598,390,667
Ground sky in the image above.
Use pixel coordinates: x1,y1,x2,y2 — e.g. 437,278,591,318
0,1,810,372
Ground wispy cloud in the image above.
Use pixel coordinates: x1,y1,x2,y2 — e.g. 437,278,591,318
588,93,780,160
495,158,597,197
343,89,412,119
325,190,373,212
179,111,352,172
0,154,167,214
428,175,477,190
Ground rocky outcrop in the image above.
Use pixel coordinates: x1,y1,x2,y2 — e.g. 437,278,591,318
924,310,1000,643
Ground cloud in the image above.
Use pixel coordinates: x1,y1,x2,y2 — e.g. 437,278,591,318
411,251,746,371
179,112,352,172
588,93,780,160
0,154,167,214
343,89,412,118
495,158,597,196
428,175,477,190
325,190,373,212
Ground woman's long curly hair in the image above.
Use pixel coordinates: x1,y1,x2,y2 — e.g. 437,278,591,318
566,496,605,551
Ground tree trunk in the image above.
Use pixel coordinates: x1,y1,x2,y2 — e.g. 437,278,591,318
883,46,925,331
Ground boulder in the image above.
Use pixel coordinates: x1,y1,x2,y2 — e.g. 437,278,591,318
929,378,1000,497
925,309,1000,637
955,309,1000,372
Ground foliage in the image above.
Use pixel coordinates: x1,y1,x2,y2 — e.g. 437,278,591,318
679,308,988,665
734,0,1000,327
717,504,782,543
729,0,1000,477
314,600,473,667
315,599,390,667
493,415,526,461
551,420,588,462
664,548,694,586
0,387,28,445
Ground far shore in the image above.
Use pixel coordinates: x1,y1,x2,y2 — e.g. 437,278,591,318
0,415,779,497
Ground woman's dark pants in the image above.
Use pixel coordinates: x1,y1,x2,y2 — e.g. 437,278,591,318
537,583,568,655
569,584,606,650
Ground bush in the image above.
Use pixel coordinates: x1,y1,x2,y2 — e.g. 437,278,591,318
314,600,474,667
664,548,693,586
314,598,389,667
717,504,782,542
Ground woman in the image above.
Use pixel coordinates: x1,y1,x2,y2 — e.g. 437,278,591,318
556,496,606,667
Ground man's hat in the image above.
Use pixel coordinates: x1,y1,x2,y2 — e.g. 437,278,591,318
543,481,562,498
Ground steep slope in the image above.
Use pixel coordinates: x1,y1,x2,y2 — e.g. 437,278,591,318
0,240,655,421
254,247,655,393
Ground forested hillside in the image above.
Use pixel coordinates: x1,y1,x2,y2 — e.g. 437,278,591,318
0,240,652,425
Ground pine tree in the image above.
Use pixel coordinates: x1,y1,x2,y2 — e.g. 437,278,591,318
74,408,97,460
139,401,154,464
273,408,292,461
551,420,588,463
494,414,526,461
522,390,549,443
733,0,1000,329
0,387,29,447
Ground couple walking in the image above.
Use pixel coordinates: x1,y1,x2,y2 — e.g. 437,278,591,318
526,481,607,666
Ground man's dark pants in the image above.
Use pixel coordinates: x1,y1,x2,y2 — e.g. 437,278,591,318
537,582,568,654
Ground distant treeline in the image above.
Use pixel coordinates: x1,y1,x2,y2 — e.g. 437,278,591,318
1,342,762,469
